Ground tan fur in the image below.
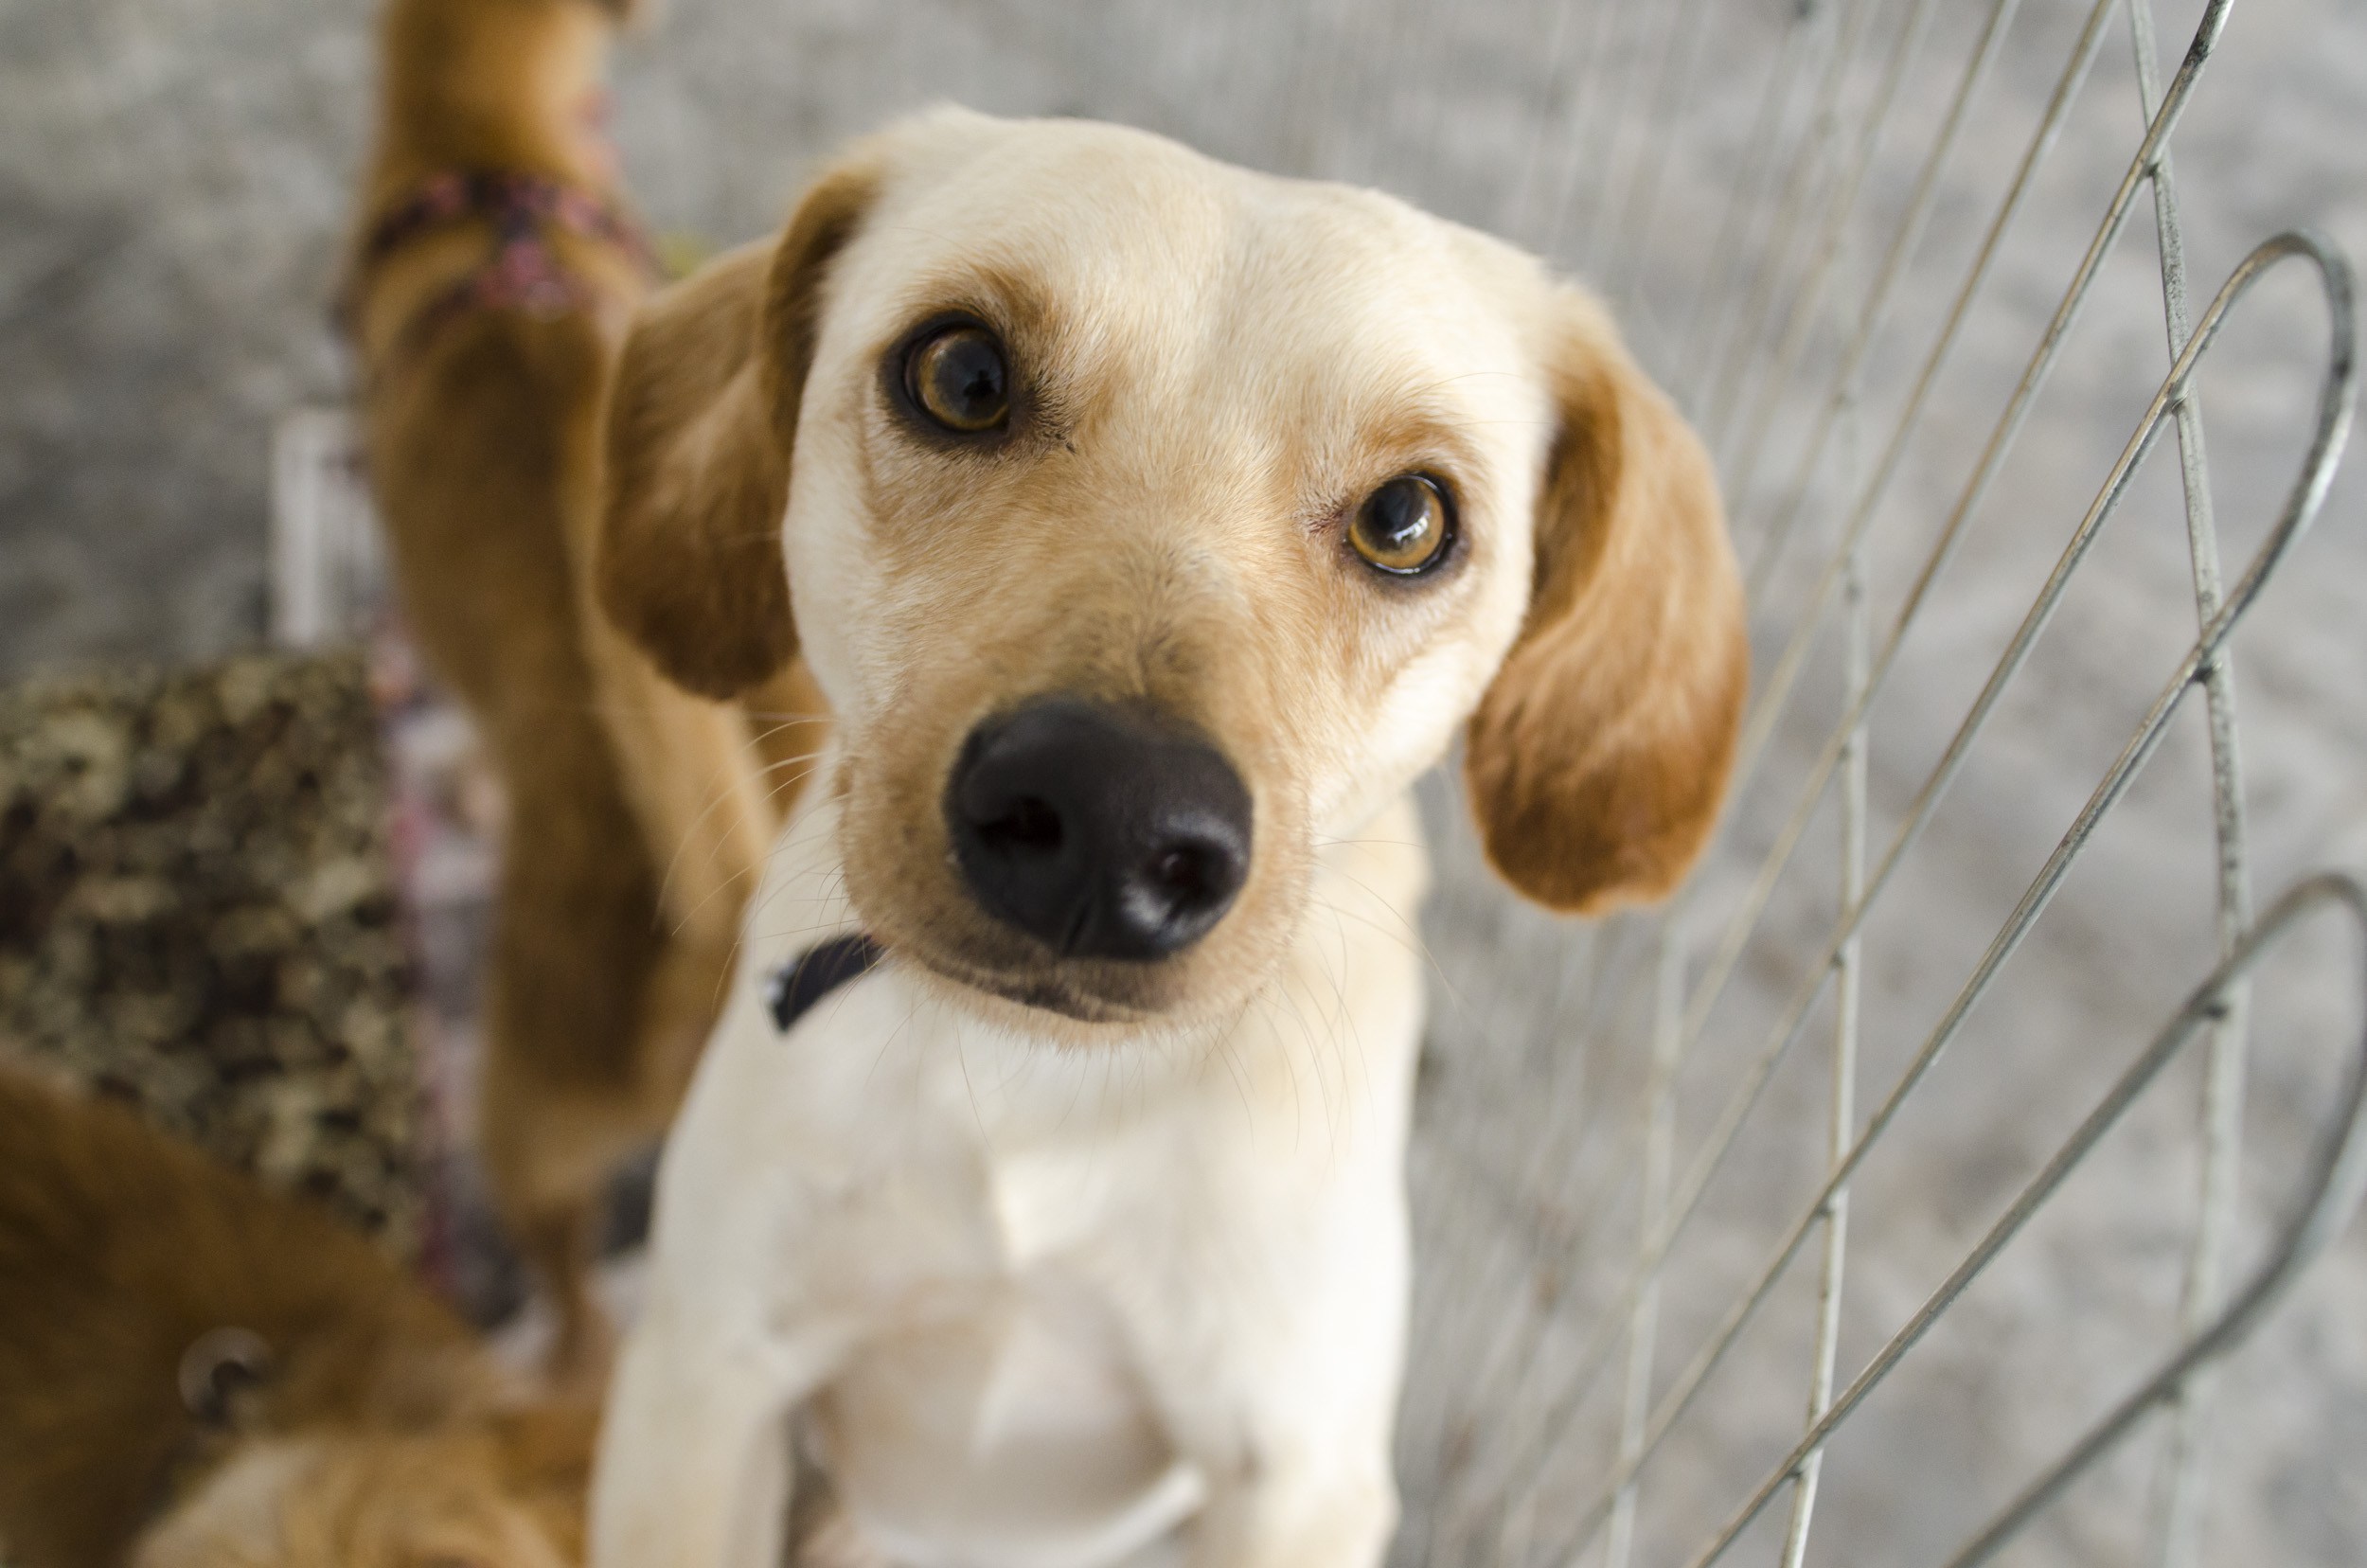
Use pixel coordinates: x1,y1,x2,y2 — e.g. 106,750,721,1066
347,0,827,1378
136,1406,597,1568
0,1066,590,1568
1463,291,1749,914
596,160,882,700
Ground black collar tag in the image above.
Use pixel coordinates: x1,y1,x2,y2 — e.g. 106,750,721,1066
766,934,886,1035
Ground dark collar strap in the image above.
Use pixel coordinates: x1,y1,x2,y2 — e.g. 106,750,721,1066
766,935,887,1034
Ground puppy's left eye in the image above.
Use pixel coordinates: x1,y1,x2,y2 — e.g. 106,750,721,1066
1349,474,1454,575
905,324,1010,433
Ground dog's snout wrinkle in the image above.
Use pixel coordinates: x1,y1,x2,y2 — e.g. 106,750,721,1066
947,699,1251,962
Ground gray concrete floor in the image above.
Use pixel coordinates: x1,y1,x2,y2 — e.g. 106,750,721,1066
4,0,2364,1564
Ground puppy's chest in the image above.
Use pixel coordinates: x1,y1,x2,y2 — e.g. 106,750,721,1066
810,1254,1204,1568
984,1136,1134,1267
785,1038,1210,1565
756,977,1210,1312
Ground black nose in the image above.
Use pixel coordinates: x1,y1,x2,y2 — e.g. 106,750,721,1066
947,699,1253,961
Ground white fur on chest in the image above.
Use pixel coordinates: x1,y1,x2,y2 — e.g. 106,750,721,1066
632,769,1430,1568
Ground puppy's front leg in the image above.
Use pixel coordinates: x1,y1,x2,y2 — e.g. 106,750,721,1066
590,1060,852,1568
591,1292,840,1568
1159,1131,1415,1568
1166,1264,1403,1568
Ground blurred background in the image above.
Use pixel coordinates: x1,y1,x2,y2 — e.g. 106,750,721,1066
4,0,2365,1564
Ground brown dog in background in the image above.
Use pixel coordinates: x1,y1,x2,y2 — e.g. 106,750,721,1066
0,1064,593,1568
344,0,826,1377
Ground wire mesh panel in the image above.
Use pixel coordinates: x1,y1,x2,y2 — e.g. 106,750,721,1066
616,1,2367,1561
1361,3,2367,1564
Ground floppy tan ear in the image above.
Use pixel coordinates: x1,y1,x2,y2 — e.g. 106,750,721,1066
1464,290,1749,915
596,160,880,699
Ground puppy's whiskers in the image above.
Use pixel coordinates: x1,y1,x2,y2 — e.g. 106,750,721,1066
659,756,829,943
650,735,822,924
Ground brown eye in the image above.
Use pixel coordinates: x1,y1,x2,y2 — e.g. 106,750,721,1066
1349,474,1454,575
905,324,1010,433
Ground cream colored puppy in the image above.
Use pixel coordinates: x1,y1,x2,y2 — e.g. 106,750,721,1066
588,109,1746,1568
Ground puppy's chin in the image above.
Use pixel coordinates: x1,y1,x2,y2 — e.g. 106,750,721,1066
854,913,1255,1042
899,946,1168,1037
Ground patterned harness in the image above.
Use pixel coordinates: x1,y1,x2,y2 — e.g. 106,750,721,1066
346,169,660,358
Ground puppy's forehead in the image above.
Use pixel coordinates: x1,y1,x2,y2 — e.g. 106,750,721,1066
843,117,1545,424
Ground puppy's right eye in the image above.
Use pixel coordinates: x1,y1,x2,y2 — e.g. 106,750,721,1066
1349,474,1454,575
905,324,1010,434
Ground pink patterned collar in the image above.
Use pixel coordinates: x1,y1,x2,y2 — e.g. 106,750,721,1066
346,169,659,358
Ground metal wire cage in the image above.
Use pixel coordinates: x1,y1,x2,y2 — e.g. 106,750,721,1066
1350,2,2367,1564
618,0,2367,1561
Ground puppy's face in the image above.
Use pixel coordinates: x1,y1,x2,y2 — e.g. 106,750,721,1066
600,111,1746,1034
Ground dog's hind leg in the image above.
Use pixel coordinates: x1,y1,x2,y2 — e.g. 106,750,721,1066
472,660,797,1386
475,717,677,1387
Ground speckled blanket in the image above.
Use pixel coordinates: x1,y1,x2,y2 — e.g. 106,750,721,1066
0,650,420,1253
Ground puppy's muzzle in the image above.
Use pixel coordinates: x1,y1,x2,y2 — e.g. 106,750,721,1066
947,698,1252,961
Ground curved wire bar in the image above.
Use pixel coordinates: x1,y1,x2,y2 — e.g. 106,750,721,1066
1692,871,2367,1568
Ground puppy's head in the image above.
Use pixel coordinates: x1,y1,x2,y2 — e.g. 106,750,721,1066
599,110,1746,1033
